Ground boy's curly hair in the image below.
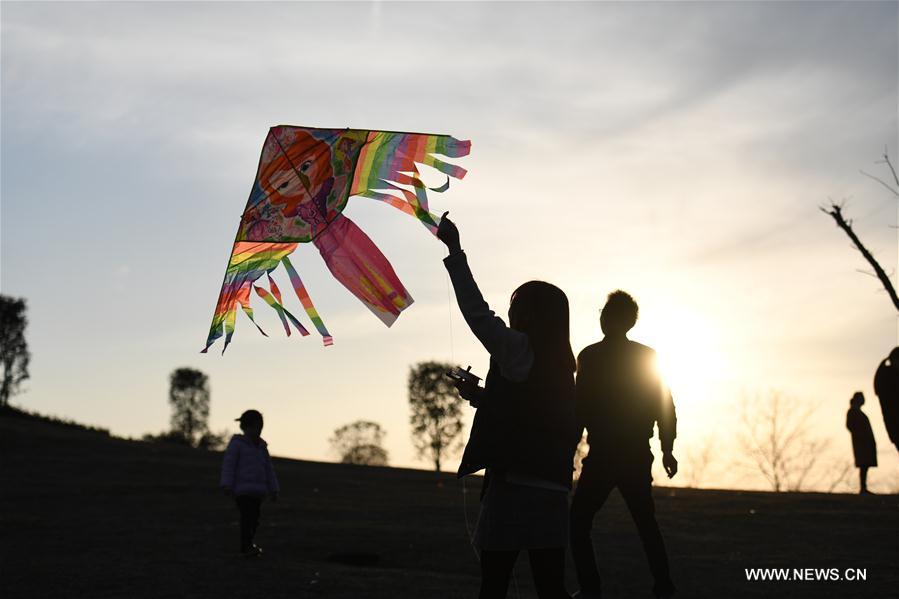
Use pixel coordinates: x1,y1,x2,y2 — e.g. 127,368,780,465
603,290,639,331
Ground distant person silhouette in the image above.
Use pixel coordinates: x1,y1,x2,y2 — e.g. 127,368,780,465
570,291,677,599
873,347,899,454
437,213,577,599
220,409,280,557
846,392,877,494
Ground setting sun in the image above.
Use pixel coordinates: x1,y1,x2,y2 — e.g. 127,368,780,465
636,305,729,412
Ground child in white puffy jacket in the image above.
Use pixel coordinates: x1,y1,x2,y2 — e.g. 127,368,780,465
220,409,280,556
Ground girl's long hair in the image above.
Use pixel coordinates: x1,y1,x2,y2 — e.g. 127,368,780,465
508,281,576,376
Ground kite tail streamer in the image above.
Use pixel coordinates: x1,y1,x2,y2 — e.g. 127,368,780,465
207,280,252,354
281,256,334,346
240,303,268,337
312,214,413,327
222,301,238,353
351,132,470,236
254,284,310,337
237,281,267,337
202,241,299,354
202,309,230,354
357,189,440,235
384,173,441,232
265,272,310,336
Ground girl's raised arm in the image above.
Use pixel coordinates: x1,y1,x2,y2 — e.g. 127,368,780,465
438,214,533,382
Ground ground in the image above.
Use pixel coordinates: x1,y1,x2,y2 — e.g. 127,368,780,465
1,411,897,599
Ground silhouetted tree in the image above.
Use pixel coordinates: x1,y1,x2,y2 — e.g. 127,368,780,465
197,429,228,451
408,361,464,472
0,295,30,408
168,368,210,447
821,148,899,312
739,391,825,492
684,434,718,488
824,459,854,494
141,430,191,446
330,420,389,466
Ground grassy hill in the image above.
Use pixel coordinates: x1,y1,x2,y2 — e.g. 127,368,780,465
1,410,897,599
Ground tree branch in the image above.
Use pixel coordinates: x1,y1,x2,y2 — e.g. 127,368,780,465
879,148,899,188
859,169,899,197
821,203,899,311
854,269,879,279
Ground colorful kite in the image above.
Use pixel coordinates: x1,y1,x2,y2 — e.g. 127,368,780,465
202,126,470,353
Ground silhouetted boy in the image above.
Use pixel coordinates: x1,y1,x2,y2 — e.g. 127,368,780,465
220,409,280,556
570,291,677,599
873,347,899,454
846,392,877,494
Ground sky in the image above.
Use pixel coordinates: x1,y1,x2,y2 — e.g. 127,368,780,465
2,1,897,492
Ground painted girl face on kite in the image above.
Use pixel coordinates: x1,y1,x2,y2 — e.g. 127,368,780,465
259,130,334,219
238,129,365,243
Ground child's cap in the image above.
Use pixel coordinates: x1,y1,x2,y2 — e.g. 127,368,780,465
236,409,263,427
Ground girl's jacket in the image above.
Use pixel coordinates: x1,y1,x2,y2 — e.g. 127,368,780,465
220,434,280,497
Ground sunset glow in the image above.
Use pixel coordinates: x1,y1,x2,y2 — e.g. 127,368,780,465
643,307,729,413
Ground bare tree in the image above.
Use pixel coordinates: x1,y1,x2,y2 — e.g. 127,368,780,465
821,149,899,312
683,434,718,488
824,459,854,494
739,391,826,492
0,295,30,408
408,361,464,472
330,420,389,466
168,367,210,447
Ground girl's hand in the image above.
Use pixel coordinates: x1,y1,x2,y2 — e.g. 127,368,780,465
453,378,484,407
437,212,462,255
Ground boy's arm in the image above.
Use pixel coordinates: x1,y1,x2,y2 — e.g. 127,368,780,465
659,390,677,454
658,389,678,478
220,438,238,491
645,349,676,453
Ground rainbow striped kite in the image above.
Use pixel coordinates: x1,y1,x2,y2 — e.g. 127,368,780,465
203,126,471,353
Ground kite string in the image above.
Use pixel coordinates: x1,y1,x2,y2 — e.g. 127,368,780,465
445,267,455,365
445,257,480,562
446,258,522,599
